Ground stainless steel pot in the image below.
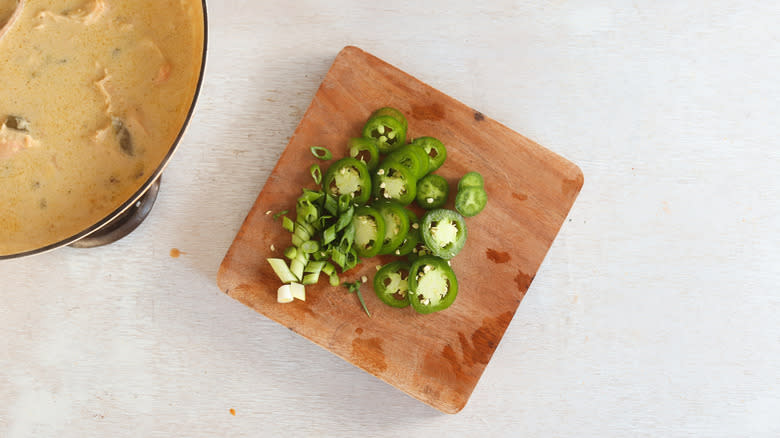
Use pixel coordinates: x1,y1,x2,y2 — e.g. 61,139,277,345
1,1,208,260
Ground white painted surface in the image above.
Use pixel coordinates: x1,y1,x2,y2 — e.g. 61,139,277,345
2,1,779,436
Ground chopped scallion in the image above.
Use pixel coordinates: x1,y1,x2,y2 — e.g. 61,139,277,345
268,258,299,284
310,146,333,160
310,164,322,185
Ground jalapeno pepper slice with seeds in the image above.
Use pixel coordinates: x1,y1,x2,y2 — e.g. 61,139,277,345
455,187,488,217
415,174,449,209
408,256,458,314
363,109,407,154
373,260,411,308
385,144,429,179
323,157,372,205
373,200,411,255
372,160,417,205
420,209,467,260
352,205,385,258
411,137,447,173
347,137,380,171
371,107,409,131
394,225,420,256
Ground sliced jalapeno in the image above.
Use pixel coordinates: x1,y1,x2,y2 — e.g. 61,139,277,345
393,225,418,256
363,108,408,154
458,171,484,190
411,137,447,173
373,260,411,308
352,205,386,258
347,137,380,171
371,107,409,131
372,160,417,205
385,144,429,179
455,187,488,217
420,209,467,260
408,256,458,314
373,200,410,255
322,157,372,205
415,174,449,209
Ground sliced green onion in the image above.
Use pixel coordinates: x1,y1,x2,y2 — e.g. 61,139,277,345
290,282,306,301
338,194,352,213
338,222,355,252
290,259,305,281
302,273,320,285
299,188,324,203
322,262,336,276
282,216,295,233
344,281,370,317
334,207,354,232
329,272,340,286
331,248,347,269
268,258,299,283
296,200,318,224
304,260,326,273
356,288,370,317
310,146,333,160
310,164,322,185
291,234,304,248
312,249,330,261
297,220,316,237
284,246,297,260
294,225,312,243
277,284,294,303
301,240,320,254
344,248,360,271
272,210,289,220
324,194,338,216
322,224,337,246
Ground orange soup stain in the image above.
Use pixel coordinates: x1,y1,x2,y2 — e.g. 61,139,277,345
230,408,236,416
170,248,184,258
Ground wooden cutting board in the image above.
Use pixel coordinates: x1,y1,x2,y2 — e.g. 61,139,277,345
217,46,583,414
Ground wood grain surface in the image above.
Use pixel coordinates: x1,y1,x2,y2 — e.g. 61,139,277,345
217,46,583,413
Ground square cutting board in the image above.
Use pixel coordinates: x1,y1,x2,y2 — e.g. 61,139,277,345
217,46,583,414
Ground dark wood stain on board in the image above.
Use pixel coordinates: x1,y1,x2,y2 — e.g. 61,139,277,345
351,336,388,374
411,102,445,121
486,248,511,264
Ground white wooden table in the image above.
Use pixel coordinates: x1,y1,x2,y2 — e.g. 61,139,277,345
2,1,779,436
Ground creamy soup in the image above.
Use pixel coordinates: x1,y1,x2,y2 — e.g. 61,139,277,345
0,0,204,256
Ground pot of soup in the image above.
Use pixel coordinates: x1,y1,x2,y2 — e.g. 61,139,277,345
0,0,207,259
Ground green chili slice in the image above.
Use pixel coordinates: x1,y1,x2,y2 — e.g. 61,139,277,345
363,109,407,155
458,171,484,190
373,260,411,308
373,200,410,255
347,137,380,171
351,205,385,258
415,174,450,209
408,256,458,314
411,137,447,173
372,161,417,205
420,209,468,260
310,146,333,160
385,144,429,179
323,158,372,205
455,187,488,217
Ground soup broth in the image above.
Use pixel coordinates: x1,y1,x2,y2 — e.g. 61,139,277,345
0,0,204,255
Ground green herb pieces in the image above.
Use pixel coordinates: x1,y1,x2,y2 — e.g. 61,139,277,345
344,280,371,317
